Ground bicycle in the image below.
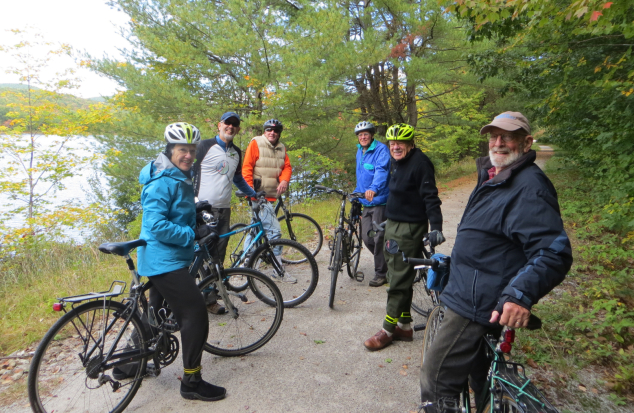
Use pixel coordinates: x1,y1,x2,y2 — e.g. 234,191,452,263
28,232,283,413
218,192,319,308
388,241,557,413
275,195,323,258
316,185,365,309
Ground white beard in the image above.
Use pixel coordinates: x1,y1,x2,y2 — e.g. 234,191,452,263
489,147,523,168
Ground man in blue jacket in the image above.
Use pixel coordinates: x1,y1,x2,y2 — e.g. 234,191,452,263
353,121,391,287
419,112,573,412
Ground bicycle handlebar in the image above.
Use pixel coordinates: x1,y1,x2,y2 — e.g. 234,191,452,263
315,185,365,200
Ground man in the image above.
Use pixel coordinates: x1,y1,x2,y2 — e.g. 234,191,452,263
241,119,294,282
193,111,257,309
419,112,573,412
352,121,390,287
364,123,445,351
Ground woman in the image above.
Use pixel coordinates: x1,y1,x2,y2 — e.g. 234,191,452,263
136,122,226,402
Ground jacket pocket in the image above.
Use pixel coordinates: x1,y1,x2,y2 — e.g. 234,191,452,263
363,163,375,171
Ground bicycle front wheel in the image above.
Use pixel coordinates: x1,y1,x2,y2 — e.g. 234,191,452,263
421,304,444,367
411,270,436,318
278,213,323,259
200,268,283,356
247,239,319,307
346,223,362,279
482,394,524,413
28,300,148,413
329,232,343,309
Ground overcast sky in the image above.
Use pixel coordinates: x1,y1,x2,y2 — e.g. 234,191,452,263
0,0,130,98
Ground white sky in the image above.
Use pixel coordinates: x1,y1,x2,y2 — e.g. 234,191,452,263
0,0,130,99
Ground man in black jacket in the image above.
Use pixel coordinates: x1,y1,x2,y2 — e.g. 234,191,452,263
364,123,445,351
419,112,573,412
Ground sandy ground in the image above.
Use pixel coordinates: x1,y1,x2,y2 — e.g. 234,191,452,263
10,148,606,413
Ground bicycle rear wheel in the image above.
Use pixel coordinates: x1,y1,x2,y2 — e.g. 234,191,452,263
421,304,444,367
28,300,148,413
278,213,323,258
329,232,343,309
411,270,436,318
247,239,319,307
482,394,523,413
346,223,362,279
200,268,283,356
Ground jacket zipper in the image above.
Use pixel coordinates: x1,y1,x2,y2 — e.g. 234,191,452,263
471,269,479,319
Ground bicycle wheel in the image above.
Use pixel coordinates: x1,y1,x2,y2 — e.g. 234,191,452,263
329,232,343,309
421,305,444,367
200,268,283,356
346,223,362,279
411,270,436,318
247,239,319,307
482,394,523,413
28,300,148,413
278,213,323,258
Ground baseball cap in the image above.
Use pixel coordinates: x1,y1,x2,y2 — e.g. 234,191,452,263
480,111,531,135
220,111,241,123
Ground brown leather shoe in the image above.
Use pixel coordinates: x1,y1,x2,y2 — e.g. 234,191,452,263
368,275,387,287
364,329,393,351
207,302,226,315
393,326,413,341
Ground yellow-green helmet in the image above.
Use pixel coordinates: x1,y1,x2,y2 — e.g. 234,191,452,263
385,123,415,140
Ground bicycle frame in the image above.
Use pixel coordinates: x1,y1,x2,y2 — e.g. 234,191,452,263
218,220,267,268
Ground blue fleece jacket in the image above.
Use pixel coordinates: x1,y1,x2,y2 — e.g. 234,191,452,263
354,139,390,206
137,153,196,277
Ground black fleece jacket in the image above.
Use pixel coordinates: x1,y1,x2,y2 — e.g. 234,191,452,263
385,148,443,231
441,150,573,327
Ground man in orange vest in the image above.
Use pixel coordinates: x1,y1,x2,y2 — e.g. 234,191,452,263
242,119,294,282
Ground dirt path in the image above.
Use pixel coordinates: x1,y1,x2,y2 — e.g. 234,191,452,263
7,148,617,413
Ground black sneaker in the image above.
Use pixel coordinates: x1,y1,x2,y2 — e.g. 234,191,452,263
180,380,227,401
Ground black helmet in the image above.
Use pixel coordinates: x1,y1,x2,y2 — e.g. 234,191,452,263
263,119,283,131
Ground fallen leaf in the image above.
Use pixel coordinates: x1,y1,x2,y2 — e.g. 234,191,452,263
385,358,392,363
402,365,408,369
406,356,411,360
591,388,599,394
314,340,325,344
399,370,408,376
378,364,384,368
578,384,587,392
526,358,538,369
299,357,305,360
300,332,307,336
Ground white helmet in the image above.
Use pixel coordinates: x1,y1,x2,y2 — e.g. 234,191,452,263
354,121,376,135
164,122,201,144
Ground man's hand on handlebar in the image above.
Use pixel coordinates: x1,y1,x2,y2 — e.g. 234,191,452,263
489,301,531,328
255,190,267,199
364,189,376,203
428,230,445,247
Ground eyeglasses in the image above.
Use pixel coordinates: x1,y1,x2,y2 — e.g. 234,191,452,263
223,119,240,127
489,133,517,143
265,127,282,133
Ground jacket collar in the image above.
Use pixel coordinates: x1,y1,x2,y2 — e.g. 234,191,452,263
477,150,536,185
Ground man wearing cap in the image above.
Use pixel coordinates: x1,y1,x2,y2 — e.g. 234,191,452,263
193,112,257,273
241,119,294,281
418,112,573,412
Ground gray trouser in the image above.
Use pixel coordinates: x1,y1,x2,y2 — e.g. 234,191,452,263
360,205,387,278
420,304,501,412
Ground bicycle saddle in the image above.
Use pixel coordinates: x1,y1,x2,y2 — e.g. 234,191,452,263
99,239,147,256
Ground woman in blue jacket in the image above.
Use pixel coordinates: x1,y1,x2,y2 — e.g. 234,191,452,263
136,122,226,402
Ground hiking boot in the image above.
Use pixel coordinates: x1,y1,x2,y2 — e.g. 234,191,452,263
393,326,413,342
368,275,387,287
180,380,227,402
207,302,226,315
363,329,393,351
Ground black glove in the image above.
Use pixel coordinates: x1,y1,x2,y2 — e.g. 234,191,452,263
255,190,267,199
428,230,445,247
195,200,212,214
194,224,214,240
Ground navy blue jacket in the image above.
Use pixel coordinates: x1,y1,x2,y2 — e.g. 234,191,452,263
441,150,572,326
354,139,390,206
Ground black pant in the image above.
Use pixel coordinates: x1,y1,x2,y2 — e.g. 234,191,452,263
360,206,387,278
149,267,208,372
211,207,231,264
419,304,501,412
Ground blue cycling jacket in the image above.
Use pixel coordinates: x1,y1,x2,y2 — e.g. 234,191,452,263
137,153,197,277
354,139,390,206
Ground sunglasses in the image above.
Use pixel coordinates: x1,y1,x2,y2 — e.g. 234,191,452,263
265,127,282,133
223,119,240,127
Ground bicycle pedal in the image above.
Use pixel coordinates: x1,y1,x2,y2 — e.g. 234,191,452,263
162,319,180,333
355,271,364,282
145,363,161,377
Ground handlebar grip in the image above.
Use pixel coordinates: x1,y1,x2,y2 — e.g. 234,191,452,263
405,257,436,266
235,191,247,198
526,314,542,331
199,231,219,246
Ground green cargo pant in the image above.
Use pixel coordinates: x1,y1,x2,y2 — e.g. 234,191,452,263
382,219,427,332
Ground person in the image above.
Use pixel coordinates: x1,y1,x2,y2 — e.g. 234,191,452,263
364,123,445,351
241,119,294,282
418,112,573,412
193,112,257,275
136,122,226,402
352,121,391,287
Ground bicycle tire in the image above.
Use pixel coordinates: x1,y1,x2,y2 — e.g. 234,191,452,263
278,213,323,259
421,305,444,367
329,232,343,309
28,300,148,413
411,269,436,318
247,239,319,307
482,393,524,413
346,222,362,279
199,268,283,356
